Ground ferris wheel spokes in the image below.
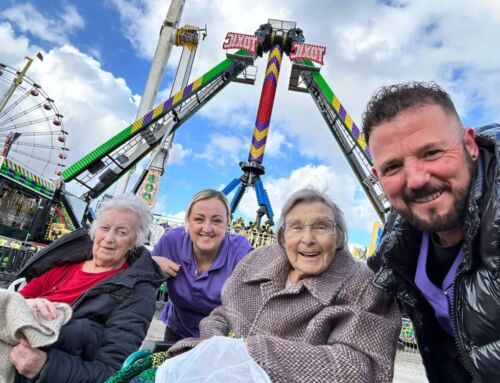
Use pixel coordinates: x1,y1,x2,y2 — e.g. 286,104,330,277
0,60,68,179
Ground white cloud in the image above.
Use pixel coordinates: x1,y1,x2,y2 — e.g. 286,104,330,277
169,210,186,222
153,198,167,216
0,22,32,64
195,133,247,166
109,0,171,60
60,4,85,31
168,142,191,164
153,196,185,223
86,47,103,62
263,129,289,157
1,3,84,45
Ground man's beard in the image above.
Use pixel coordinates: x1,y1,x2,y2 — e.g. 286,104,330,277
398,151,476,233
400,186,468,232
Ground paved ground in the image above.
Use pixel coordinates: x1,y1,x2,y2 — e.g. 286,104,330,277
145,308,428,382
393,351,428,382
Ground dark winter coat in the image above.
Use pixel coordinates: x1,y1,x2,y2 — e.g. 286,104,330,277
368,126,500,383
15,228,165,383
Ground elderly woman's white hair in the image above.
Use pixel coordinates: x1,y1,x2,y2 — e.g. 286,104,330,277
89,194,152,247
276,187,349,251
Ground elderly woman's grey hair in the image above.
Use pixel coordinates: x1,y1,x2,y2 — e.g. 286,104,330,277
89,194,152,247
276,187,348,251
185,188,231,225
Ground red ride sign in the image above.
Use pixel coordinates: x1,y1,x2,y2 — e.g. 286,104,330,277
223,32,258,54
289,43,326,65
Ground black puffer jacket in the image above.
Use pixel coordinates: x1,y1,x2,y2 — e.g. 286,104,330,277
15,228,165,383
368,128,500,383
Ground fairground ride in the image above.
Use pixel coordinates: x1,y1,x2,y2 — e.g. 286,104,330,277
0,58,68,180
0,18,390,283
0,56,71,280
0,0,204,283
131,24,206,208
61,19,389,223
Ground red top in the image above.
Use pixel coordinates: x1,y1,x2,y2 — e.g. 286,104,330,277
20,261,129,305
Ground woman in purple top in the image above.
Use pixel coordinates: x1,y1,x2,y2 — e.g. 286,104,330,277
152,189,252,342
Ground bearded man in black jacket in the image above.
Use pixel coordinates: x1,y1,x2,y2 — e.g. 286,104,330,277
363,81,500,383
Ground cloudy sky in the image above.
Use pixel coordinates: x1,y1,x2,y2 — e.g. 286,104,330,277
1,0,499,246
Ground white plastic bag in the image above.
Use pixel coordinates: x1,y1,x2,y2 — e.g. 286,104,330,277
155,336,271,382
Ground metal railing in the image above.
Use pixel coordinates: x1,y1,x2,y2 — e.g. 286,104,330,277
399,317,419,353
228,226,276,247
0,237,41,283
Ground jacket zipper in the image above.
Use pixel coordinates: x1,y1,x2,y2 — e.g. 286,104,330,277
451,266,481,382
449,188,485,383
381,234,480,381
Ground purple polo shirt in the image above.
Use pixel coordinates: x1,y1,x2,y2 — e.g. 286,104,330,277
415,232,465,335
152,226,252,338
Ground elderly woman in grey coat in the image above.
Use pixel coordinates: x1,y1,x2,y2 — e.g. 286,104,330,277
169,188,401,382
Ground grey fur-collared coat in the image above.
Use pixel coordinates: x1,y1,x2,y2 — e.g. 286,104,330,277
170,244,401,382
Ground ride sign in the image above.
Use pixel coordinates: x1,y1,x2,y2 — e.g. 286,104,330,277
289,43,326,65
223,32,258,54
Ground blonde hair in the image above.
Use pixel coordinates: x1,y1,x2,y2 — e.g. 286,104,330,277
185,189,231,224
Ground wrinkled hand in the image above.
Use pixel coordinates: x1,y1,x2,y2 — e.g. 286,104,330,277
26,298,59,323
152,256,181,277
10,339,47,379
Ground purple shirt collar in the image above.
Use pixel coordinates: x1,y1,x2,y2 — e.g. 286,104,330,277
415,232,465,335
180,232,231,274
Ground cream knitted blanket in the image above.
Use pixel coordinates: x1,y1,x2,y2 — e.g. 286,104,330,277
0,289,72,383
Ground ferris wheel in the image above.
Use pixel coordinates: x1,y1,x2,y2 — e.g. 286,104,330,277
0,57,68,180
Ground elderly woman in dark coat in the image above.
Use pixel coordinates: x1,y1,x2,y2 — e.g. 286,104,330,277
9,194,165,383
169,188,401,382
